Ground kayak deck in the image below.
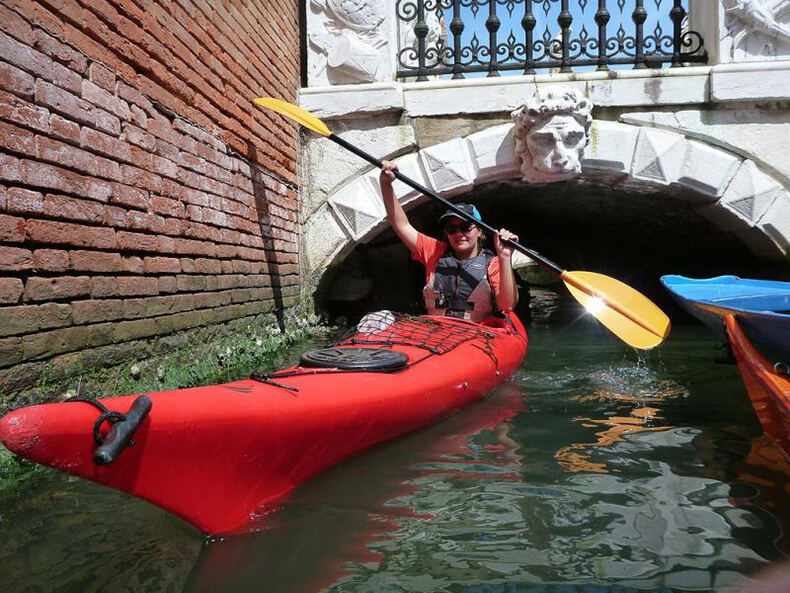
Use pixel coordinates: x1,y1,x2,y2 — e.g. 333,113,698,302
661,275,790,354
0,313,527,535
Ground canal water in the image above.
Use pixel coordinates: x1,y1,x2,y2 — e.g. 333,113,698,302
1,290,789,592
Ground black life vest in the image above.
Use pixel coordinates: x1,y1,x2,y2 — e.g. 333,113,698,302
423,249,496,322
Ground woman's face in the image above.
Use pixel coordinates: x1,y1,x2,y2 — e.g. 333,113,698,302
443,217,481,256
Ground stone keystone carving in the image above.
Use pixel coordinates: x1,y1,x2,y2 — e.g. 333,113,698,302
511,89,593,184
309,0,389,85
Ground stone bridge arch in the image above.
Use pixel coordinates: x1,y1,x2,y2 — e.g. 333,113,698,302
303,120,790,286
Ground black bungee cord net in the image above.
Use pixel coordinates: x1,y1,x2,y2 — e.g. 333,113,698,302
251,312,503,391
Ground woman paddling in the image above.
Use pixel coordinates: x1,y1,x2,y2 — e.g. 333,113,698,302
380,161,519,323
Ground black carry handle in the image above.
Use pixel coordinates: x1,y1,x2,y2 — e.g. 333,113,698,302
93,395,152,465
330,134,563,275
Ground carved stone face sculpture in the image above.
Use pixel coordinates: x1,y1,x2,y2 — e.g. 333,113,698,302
511,89,593,184
525,114,588,178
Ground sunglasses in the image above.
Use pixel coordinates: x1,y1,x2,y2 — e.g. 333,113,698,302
444,221,476,235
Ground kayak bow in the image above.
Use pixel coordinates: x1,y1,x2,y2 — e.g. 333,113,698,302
0,312,527,535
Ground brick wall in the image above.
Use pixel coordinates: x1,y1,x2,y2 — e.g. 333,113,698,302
0,0,301,393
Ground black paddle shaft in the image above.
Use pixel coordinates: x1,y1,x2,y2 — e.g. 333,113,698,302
329,134,563,275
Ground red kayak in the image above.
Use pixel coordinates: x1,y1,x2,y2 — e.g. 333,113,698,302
726,315,790,464
0,312,527,535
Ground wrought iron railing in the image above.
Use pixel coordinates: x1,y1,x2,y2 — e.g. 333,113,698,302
396,0,707,80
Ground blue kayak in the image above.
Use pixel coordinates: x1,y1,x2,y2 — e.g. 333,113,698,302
661,275,790,356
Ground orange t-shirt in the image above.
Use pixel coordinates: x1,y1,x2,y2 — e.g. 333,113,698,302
411,233,501,294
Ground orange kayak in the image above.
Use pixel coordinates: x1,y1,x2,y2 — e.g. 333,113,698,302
0,313,527,535
725,315,790,465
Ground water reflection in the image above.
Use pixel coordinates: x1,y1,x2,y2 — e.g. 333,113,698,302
1,293,790,592
186,383,526,593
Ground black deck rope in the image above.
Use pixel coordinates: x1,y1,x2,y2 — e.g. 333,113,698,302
64,397,129,446
249,372,300,393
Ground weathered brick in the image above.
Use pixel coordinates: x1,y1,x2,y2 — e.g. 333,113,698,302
110,182,148,210
52,61,82,95
36,136,121,181
116,230,158,252
26,219,115,249
92,107,121,135
32,249,69,272
38,302,72,330
7,187,43,214
0,278,24,304
49,113,80,143
90,276,117,298
116,81,155,117
69,250,122,272
82,79,130,121
72,299,123,324
33,29,88,74
143,256,181,274
44,193,105,223
20,160,112,202
86,322,115,348
159,276,177,293
0,120,35,156
121,164,161,192
150,195,184,218
0,304,40,337
117,276,159,296
24,276,91,301
0,246,33,271
103,204,127,227
0,153,20,182
35,79,93,127
122,123,156,151
0,213,25,242
0,88,50,132
112,318,158,342
23,326,89,360
126,210,165,234
80,127,131,162
0,30,53,80
129,104,147,128
122,256,143,274
155,310,204,334
89,62,115,92
176,275,206,292
0,336,22,367
157,235,175,253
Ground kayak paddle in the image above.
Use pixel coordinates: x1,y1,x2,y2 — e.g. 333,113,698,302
253,97,671,350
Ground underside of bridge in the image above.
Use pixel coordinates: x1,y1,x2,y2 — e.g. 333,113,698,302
317,178,784,323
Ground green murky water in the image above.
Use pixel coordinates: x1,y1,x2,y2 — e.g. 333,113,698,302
1,291,789,592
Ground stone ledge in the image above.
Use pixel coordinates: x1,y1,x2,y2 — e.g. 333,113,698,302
301,62,790,121
299,82,404,120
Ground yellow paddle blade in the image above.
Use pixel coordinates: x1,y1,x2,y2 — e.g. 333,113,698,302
561,271,671,350
253,97,331,138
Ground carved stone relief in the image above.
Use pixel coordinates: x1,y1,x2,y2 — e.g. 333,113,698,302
308,0,390,85
511,89,593,184
722,0,790,61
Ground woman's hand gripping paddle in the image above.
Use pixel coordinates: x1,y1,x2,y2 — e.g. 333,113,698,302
254,97,671,350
